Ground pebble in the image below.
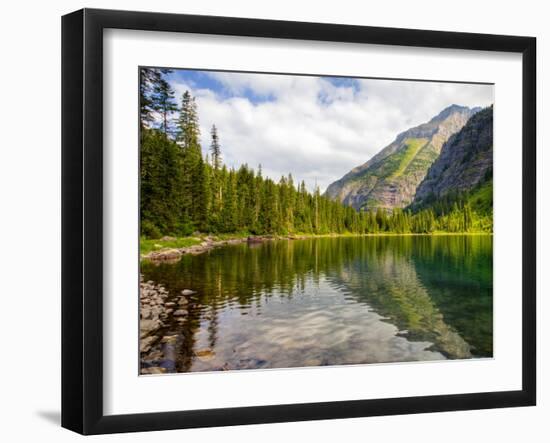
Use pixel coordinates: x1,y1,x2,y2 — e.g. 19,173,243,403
148,350,162,360
141,367,167,375
161,335,178,344
194,349,215,361
140,336,157,353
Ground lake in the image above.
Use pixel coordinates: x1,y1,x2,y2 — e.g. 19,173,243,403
140,235,493,373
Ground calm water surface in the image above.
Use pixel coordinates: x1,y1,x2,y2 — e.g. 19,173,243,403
141,235,492,372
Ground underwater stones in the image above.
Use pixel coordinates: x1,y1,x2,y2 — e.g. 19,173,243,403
194,349,215,361
140,335,158,353
141,367,167,375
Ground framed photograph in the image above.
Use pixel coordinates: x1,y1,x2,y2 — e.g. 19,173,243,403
62,8,536,435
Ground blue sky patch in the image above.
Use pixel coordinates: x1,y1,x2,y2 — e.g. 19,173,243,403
167,69,276,105
322,76,361,92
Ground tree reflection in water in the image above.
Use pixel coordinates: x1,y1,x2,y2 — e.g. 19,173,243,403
141,235,492,373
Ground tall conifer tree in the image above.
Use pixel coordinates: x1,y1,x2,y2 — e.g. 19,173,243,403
154,76,177,137
176,91,206,230
210,125,222,170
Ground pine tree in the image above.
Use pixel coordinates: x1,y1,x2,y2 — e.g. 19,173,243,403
210,125,222,170
193,155,209,231
464,202,473,232
208,125,223,230
140,68,174,130
313,183,320,233
221,170,238,232
154,77,177,137
376,208,387,231
140,68,161,127
259,179,281,234
176,90,206,231
176,91,200,148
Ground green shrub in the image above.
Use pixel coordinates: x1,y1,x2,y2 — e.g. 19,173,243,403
141,220,161,239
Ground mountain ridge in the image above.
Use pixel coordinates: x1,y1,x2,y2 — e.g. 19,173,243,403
325,104,480,211
411,105,493,208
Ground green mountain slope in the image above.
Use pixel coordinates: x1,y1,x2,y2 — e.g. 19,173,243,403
325,105,479,212
412,106,493,209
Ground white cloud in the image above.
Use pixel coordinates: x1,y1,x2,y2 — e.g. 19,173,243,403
169,72,493,193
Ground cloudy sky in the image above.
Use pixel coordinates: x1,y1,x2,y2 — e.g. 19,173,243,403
165,69,493,193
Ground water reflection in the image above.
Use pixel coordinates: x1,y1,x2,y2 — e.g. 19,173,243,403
141,235,493,372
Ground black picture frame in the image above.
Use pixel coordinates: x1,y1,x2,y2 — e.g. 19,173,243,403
62,8,537,435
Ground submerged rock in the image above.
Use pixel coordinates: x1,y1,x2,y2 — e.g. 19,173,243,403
140,276,171,357
140,319,161,338
161,335,178,344
141,307,152,320
194,349,215,361
147,248,182,261
140,335,157,353
141,367,167,375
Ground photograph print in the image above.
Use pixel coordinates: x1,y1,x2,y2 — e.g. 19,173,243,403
139,67,494,375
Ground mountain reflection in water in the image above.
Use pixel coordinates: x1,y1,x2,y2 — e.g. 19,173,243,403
140,235,492,373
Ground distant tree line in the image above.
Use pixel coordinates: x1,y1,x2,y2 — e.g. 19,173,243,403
140,68,492,238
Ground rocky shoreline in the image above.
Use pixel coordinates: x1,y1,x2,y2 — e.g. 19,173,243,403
140,275,194,374
141,234,307,262
140,273,233,374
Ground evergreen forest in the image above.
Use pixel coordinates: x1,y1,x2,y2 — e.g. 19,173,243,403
140,68,493,239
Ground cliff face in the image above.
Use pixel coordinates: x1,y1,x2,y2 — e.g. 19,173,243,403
412,106,493,206
325,105,479,211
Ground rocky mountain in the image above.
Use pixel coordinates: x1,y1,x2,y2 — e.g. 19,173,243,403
325,105,480,211
412,105,493,208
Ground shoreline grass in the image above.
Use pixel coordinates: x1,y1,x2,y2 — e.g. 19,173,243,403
140,231,493,256
140,236,203,255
